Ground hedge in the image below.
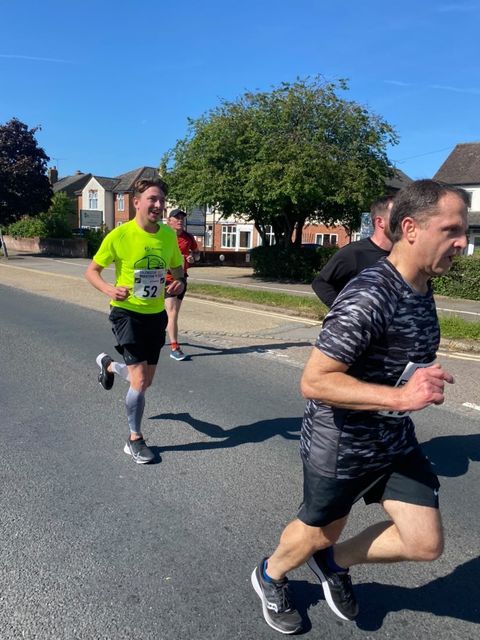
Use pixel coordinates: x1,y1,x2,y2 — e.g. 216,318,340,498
433,254,480,300
250,244,338,282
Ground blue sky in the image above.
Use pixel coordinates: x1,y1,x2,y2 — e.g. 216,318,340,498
1,0,479,180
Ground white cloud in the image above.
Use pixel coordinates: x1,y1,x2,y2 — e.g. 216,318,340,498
0,54,73,63
429,84,480,95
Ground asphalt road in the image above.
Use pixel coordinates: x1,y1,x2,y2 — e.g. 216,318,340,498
1,284,479,639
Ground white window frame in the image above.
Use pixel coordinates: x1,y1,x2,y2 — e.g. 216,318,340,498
221,224,237,248
263,224,276,246
204,224,213,248
315,233,338,246
117,193,125,212
88,189,98,209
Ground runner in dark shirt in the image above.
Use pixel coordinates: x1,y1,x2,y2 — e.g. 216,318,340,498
251,180,469,635
312,196,393,307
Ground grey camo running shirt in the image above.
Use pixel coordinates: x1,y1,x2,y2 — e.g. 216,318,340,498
301,258,440,479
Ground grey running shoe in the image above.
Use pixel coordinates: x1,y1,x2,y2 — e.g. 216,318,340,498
96,352,114,390
170,347,186,361
251,559,303,635
123,438,155,464
307,548,359,621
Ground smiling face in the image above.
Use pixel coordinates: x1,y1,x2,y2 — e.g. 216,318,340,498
413,192,468,278
133,186,166,230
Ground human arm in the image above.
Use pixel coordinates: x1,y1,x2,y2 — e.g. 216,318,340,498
165,264,186,295
311,274,338,308
85,260,130,301
300,348,454,412
311,249,353,308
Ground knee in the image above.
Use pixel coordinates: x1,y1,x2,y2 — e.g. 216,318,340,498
405,535,444,562
131,379,150,393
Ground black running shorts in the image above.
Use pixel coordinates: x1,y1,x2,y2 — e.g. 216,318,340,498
109,307,168,365
298,446,440,527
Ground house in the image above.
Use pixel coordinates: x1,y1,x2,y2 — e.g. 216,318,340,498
53,166,161,230
434,143,480,255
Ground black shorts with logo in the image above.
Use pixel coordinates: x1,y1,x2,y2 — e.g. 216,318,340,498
298,446,440,527
109,306,168,365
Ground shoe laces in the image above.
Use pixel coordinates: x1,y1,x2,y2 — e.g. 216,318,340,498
269,579,295,613
334,571,355,603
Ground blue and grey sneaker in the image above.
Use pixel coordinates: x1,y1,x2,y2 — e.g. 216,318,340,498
251,559,303,635
170,347,186,361
123,438,155,464
307,548,358,621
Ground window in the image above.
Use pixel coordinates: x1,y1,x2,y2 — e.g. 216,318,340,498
116,221,123,227
88,189,98,209
351,232,361,242
464,190,473,210
117,193,125,211
239,230,251,249
204,224,213,248
315,233,338,246
221,225,236,248
263,225,276,246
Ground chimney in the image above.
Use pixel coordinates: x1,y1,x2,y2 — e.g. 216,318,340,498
48,167,58,184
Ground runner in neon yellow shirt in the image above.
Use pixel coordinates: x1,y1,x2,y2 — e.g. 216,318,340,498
85,177,185,464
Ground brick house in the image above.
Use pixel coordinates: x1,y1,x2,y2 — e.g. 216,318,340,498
434,143,480,255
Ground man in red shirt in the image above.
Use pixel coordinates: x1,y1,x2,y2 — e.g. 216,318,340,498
165,209,200,360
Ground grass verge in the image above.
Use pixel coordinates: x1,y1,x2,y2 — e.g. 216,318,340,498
188,282,480,341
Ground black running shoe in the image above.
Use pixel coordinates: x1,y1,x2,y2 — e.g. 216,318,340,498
123,438,155,464
96,352,114,390
251,559,303,635
307,548,358,621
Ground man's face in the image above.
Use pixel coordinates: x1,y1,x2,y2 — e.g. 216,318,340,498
168,214,186,232
133,186,166,224
415,192,468,277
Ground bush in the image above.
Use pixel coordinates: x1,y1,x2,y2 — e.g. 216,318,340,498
6,192,74,239
433,255,480,300
250,244,338,282
7,216,48,238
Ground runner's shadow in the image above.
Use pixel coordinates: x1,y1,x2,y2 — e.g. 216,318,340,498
180,341,313,358
420,434,480,477
354,556,480,630
149,412,301,451
289,581,324,633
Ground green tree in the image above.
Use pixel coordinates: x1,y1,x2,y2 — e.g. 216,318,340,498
162,78,398,247
0,118,52,226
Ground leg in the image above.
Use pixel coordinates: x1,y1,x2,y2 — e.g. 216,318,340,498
165,296,181,346
123,361,156,464
335,500,443,568
266,516,347,580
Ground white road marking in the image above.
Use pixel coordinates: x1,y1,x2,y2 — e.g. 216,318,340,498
462,402,480,411
188,297,320,325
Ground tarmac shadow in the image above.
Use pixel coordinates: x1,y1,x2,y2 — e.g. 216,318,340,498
420,434,480,477
149,412,301,452
179,341,314,358
354,556,480,630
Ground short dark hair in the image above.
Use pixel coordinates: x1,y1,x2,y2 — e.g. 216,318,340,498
389,179,469,243
133,177,168,197
369,195,394,225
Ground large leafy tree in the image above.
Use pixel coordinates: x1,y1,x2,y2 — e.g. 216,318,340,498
0,118,52,226
162,78,398,247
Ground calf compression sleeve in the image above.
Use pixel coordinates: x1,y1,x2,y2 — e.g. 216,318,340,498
126,387,145,435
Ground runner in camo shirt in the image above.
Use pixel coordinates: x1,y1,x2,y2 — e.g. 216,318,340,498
251,180,469,635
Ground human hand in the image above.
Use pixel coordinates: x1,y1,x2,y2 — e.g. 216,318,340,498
166,280,185,295
186,254,195,264
108,285,130,301
398,364,454,411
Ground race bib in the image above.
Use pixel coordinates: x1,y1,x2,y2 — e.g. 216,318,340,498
378,360,435,418
132,269,165,299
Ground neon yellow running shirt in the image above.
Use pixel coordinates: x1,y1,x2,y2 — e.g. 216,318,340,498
93,219,183,314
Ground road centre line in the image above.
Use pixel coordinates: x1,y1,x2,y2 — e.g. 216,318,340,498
0,263,83,281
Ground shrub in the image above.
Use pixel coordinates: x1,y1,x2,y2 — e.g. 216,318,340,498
7,216,48,238
433,255,480,301
250,244,338,282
